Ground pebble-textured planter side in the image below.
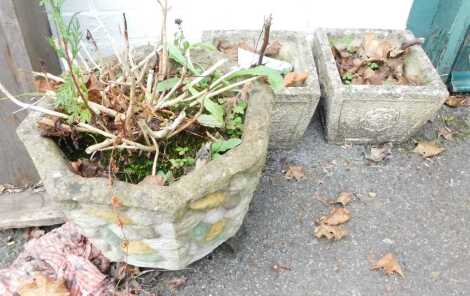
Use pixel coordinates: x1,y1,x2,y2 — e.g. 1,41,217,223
202,30,321,149
16,84,273,270
312,28,449,144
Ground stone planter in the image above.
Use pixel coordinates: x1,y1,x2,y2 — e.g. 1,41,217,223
202,30,321,149
312,28,449,144
16,84,273,270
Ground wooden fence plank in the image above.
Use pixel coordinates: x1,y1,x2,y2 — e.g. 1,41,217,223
0,0,59,185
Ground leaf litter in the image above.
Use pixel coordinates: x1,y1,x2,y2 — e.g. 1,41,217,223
371,253,405,278
216,38,308,87
413,141,445,158
314,192,354,241
331,33,425,85
284,165,305,181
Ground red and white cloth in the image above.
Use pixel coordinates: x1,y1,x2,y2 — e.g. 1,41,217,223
0,223,115,296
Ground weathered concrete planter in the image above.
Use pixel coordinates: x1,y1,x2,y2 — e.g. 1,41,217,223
16,84,273,270
312,28,449,144
202,30,321,149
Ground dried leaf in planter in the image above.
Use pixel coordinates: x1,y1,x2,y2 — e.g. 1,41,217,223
413,141,445,158
70,159,107,178
314,224,347,240
18,274,70,296
167,276,187,290
371,253,405,278
285,165,305,181
363,33,393,60
34,78,58,93
335,192,353,206
320,207,351,226
284,72,308,87
264,40,282,57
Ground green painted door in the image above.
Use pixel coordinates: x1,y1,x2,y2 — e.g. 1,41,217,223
407,0,470,92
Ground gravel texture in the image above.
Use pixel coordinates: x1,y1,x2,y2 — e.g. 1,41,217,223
2,105,469,296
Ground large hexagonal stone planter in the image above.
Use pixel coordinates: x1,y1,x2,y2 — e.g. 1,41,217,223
16,84,273,270
202,30,321,149
312,28,449,144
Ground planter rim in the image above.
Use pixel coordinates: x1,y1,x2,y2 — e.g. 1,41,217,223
202,30,320,100
16,83,273,216
314,27,448,99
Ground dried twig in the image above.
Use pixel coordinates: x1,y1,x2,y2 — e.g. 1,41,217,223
258,14,272,65
157,0,169,81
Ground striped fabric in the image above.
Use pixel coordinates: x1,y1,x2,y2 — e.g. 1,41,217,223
0,223,116,296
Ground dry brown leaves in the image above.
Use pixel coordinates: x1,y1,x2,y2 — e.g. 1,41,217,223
332,33,423,85
445,95,470,108
216,39,282,61
18,274,70,296
371,253,405,278
70,159,108,178
413,141,445,158
85,73,105,102
314,223,348,240
318,207,352,226
284,72,308,87
34,78,59,93
285,165,305,181
314,192,353,241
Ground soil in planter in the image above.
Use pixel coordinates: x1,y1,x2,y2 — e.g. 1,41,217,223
215,39,309,87
330,33,426,86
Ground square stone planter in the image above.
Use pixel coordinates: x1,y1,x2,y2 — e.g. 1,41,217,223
16,84,273,270
202,30,321,149
312,28,449,144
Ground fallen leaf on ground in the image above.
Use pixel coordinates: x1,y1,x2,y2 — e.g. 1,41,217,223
320,207,352,226
285,165,305,181
335,192,353,206
438,127,455,141
18,274,70,296
284,72,308,87
371,253,405,278
445,96,469,108
167,276,187,290
366,143,393,163
314,224,347,240
413,141,445,158
272,263,292,272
